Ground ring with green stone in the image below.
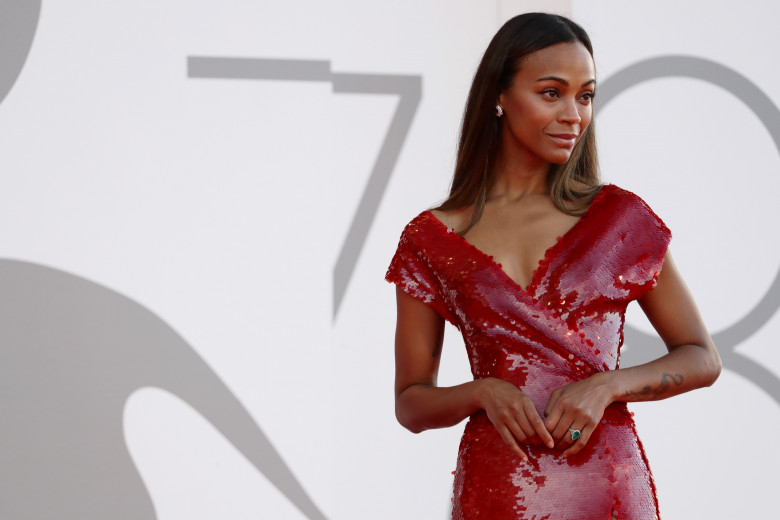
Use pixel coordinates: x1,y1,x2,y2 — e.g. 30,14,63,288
568,428,581,441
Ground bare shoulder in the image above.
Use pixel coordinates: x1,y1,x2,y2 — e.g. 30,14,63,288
430,207,472,232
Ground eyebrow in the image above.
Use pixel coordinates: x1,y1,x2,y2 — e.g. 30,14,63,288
536,76,596,87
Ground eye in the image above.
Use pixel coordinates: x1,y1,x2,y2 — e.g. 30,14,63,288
579,91,596,104
541,88,559,99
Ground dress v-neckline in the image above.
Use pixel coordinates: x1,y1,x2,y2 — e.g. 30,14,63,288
425,184,609,296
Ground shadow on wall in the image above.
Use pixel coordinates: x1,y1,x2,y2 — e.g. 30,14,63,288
0,260,327,519
0,3,326,517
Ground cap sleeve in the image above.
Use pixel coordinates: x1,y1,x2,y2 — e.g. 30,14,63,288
386,214,458,326
613,187,672,301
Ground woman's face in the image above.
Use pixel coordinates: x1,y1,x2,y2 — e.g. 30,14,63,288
498,41,595,165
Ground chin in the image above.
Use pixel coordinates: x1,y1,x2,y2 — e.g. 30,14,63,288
535,145,576,165
547,152,574,165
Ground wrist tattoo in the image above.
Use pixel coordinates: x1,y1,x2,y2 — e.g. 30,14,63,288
625,372,684,400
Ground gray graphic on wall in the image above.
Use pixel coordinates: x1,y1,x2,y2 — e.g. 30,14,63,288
0,260,326,520
0,0,40,105
186,56,422,320
603,56,780,406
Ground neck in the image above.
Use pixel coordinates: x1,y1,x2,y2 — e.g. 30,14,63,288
490,146,551,202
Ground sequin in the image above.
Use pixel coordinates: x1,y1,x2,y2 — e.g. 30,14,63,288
386,184,670,519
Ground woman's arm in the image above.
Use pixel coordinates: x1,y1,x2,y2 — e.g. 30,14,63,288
611,251,721,400
543,251,721,456
394,287,554,460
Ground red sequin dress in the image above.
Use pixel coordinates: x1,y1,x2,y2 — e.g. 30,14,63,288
386,184,671,519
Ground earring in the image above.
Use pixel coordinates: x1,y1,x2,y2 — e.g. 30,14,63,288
495,105,504,117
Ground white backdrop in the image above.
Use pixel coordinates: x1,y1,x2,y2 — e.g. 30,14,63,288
1,1,778,519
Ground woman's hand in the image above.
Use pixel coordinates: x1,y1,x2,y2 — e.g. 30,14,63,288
543,373,614,457
475,378,555,461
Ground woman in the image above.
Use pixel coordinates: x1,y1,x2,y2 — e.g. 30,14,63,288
385,12,721,519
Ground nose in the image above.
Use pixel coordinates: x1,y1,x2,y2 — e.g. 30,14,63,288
558,98,581,125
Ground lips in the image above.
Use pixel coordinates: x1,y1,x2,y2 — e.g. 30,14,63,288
548,133,578,146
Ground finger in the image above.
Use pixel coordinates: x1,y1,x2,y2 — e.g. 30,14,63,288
526,434,541,446
505,416,531,445
551,412,577,447
514,412,542,446
543,392,562,431
523,400,554,448
562,426,591,458
543,411,559,435
555,426,580,450
495,424,528,461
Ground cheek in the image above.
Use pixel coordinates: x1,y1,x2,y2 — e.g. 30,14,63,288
513,96,553,125
579,108,593,135
523,108,555,134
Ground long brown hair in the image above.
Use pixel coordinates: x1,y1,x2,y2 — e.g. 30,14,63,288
436,13,601,234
